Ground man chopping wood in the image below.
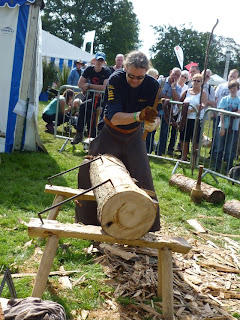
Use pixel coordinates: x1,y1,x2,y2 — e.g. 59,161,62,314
76,50,161,231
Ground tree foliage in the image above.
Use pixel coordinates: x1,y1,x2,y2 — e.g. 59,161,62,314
150,24,240,76
41,0,140,65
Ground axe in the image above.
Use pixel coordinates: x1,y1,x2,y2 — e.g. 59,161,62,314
142,85,161,140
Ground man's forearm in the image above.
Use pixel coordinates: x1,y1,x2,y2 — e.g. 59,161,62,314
88,83,105,92
171,88,180,101
110,112,136,126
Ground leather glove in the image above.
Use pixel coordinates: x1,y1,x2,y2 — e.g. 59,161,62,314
144,118,159,132
136,107,158,122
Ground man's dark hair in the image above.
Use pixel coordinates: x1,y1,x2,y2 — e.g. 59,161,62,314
124,51,149,70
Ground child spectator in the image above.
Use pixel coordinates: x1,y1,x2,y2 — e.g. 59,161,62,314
214,80,240,173
42,89,80,133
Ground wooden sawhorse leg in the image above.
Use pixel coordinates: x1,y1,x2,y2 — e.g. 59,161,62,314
47,194,66,220
31,235,59,298
158,248,174,320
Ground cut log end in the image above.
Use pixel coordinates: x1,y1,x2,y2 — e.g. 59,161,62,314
223,200,240,219
101,191,156,240
208,190,225,204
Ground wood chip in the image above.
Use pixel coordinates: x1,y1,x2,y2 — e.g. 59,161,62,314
58,276,72,289
80,309,89,319
90,227,240,319
199,262,240,274
99,243,137,260
187,219,206,233
138,303,163,319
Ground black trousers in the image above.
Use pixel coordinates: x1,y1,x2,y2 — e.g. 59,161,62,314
42,112,69,126
75,124,160,231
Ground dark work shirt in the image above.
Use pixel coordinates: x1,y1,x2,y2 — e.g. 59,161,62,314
105,69,159,129
82,66,111,85
109,66,123,74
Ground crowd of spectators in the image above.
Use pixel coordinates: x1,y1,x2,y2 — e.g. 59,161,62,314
42,52,240,175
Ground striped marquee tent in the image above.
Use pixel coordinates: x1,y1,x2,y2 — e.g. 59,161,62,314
42,30,94,71
0,0,44,153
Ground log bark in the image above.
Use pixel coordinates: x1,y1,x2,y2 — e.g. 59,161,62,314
223,200,240,218
169,174,225,204
89,154,157,240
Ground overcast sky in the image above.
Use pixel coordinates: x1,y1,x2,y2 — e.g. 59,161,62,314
130,0,240,58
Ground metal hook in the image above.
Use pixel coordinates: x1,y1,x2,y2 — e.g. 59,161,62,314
38,177,114,224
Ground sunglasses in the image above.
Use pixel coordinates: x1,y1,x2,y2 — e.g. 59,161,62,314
193,79,201,83
127,73,145,80
181,75,188,79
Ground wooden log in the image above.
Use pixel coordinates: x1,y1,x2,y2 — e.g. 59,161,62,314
169,173,225,204
89,154,157,240
223,200,240,218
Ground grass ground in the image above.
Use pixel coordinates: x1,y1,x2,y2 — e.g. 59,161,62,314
0,101,239,319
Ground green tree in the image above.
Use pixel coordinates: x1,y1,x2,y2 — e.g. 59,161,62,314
98,0,140,64
150,24,240,76
41,0,140,65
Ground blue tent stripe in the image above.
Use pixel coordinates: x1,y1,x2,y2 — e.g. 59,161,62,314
68,60,73,68
59,58,64,71
5,4,29,152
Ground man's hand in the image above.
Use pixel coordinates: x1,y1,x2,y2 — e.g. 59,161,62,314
136,107,158,122
144,118,159,132
82,83,90,92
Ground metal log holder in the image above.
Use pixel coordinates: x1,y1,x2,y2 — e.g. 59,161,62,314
38,156,115,224
47,155,102,186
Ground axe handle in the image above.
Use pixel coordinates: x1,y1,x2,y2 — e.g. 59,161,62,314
196,165,204,187
142,86,161,141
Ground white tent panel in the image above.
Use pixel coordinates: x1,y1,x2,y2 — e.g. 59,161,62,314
42,30,94,65
0,1,44,153
209,74,226,86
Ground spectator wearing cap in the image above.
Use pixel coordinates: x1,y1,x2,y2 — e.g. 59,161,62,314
81,61,87,72
67,60,83,87
71,51,111,144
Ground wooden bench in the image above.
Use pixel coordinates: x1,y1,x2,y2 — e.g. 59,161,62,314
28,218,191,320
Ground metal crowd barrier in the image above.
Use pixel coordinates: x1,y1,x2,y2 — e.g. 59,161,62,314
147,101,198,174
53,85,105,152
147,103,240,184
197,108,240,184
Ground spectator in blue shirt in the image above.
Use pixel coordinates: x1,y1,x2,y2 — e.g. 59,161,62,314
213,80,240,173
67,60,83,86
